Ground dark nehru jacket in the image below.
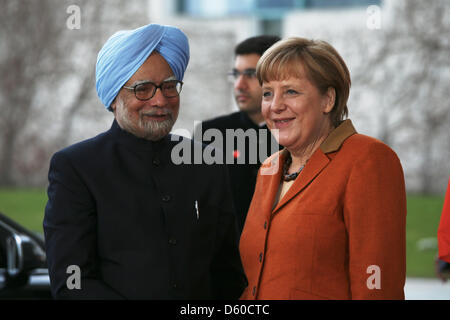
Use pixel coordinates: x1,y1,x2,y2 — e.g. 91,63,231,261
44,120,246,299
195,111,280,234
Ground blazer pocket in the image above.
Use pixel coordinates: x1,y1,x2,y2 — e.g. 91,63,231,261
289,288,331,300
292,219,316,293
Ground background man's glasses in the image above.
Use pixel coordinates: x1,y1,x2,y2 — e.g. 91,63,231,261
228,69,257,82
123,80,183,100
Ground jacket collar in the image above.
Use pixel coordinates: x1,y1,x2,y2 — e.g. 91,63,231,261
109,119,171,153
320,119,357,154
271,119,357,214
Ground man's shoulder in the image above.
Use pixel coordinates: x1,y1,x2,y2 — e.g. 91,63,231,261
201,111,244,131
53,129,111,162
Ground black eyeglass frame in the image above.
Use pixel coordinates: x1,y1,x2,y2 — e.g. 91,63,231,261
227,69,257,81
123,80,183,101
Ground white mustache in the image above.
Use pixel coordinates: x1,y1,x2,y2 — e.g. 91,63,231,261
140,108,173,118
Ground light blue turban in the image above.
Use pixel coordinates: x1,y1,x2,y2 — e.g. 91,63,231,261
96,23,190,111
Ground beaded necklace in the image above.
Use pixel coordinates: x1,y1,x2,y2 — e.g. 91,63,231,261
282,154,305,182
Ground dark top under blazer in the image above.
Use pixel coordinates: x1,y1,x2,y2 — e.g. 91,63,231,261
44,120,246,299
195,111,280,233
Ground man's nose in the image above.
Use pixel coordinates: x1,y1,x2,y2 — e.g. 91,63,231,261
234,74,248,91
149,87,169,106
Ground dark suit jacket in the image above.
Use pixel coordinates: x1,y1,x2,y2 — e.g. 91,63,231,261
43,120,246,299
194,111,280,233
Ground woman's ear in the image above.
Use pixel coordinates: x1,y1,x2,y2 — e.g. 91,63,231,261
322,87,336,114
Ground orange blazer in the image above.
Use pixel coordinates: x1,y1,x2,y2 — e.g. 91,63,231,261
239,120,406,300
438,177,450,263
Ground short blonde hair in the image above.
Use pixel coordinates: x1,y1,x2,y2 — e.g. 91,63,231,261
256,37,351,127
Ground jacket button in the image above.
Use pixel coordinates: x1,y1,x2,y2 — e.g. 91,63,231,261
168,238,177,245
162,195,171,202
152,158,160,166
259,252,263,262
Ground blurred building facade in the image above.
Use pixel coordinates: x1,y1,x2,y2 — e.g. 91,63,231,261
1,0,449,194
145,0,450,194
148,0,383,133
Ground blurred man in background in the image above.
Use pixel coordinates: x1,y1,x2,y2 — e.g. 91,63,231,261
195,35,281,233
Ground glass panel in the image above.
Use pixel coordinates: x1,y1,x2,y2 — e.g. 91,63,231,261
178,0,381,16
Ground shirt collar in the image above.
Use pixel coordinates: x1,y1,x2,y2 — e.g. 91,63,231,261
320,119,357,154
239,111,267,129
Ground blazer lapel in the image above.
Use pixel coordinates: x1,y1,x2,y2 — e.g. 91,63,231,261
272,147,330,215
255,150,286,220
266,119,357,216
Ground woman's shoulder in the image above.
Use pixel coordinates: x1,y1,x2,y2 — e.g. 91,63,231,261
342,133,400,163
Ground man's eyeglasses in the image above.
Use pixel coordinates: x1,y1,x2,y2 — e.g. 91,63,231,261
227,69,257,82
123,80,183,101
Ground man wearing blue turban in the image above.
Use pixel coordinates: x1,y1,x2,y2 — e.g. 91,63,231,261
44,24,246,299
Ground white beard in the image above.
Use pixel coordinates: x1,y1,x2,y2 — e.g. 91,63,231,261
115,97,175,141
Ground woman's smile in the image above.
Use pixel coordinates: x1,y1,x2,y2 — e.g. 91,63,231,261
272,117,295,129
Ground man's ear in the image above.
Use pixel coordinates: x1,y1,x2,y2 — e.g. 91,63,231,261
322,87,336,114
110,97,117,113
